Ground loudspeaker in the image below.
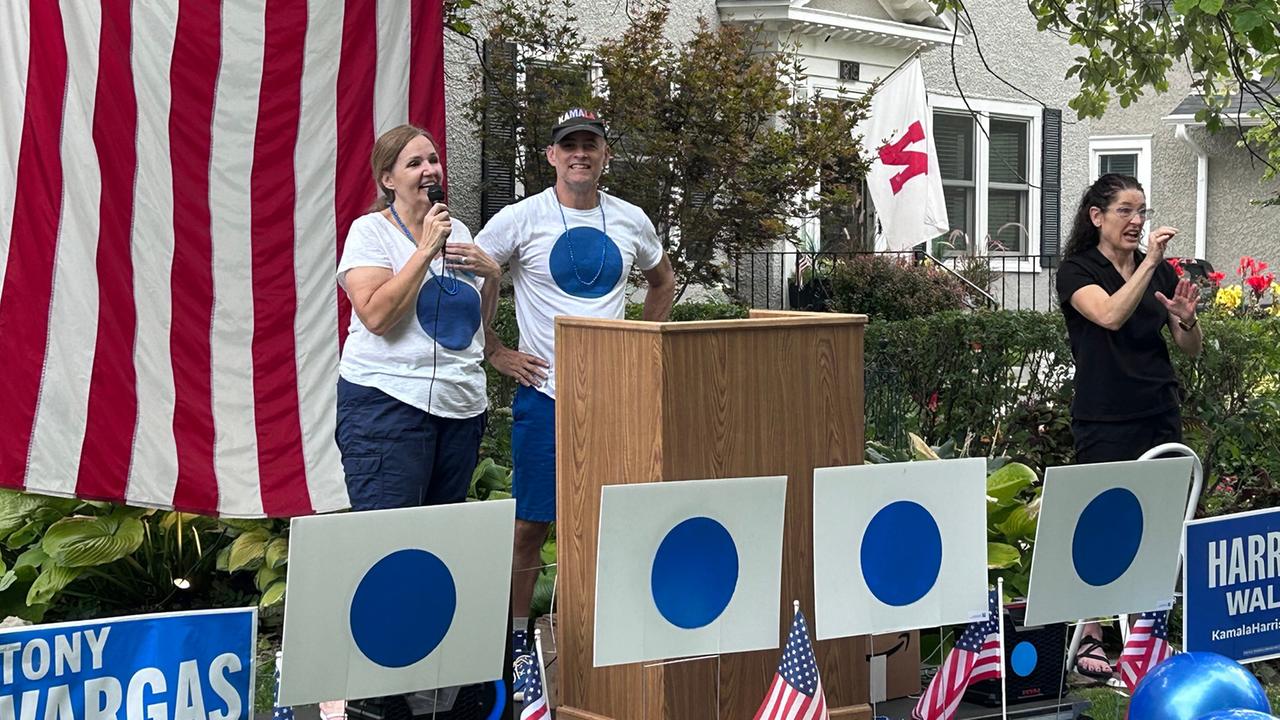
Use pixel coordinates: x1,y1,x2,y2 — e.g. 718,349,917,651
964,602,1067,707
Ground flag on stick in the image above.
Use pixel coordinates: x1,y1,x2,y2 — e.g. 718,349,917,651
520,629,550,720
754,604,828,720
1118,610,1174,692
912,589,1002,720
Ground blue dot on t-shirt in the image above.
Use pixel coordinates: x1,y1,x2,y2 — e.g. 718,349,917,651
349,548,456,668
1072,487,1144,586
860,501,943,607
1011,641,1038,677
548,227,623,299
416,276,481,351
650,516,739,629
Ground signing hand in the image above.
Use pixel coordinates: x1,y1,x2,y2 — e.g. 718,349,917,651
1156,277,1199,325
444,243,501,280
488,346,549,387
419,202,452,256
1143,226,1178,265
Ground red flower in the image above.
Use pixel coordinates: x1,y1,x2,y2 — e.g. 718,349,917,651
927,391,939,412
1208,271,1226,285
1240,256,1257,277
1244,273,1274,296
1166,258,1185,277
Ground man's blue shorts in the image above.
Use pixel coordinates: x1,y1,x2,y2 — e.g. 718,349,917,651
512,384,556,522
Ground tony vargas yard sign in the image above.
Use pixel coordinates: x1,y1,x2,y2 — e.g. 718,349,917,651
0,607,255,720
1185,508,1280,662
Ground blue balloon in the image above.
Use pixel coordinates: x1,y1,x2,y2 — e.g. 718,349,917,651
1129,652,1271,720
1195,711,1280,720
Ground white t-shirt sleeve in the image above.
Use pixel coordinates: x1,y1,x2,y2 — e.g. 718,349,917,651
336,215,392,291
474,205,520,266
633,211,663,272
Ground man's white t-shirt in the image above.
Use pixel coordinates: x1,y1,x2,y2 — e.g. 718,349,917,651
475,187,663,399
337,211,487,418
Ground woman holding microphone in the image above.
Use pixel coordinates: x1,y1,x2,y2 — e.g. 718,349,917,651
335,124,501,511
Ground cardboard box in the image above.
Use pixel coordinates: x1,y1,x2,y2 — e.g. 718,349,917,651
857,630,922,702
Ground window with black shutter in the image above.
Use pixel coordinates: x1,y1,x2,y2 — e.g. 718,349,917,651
1040,108,1062,268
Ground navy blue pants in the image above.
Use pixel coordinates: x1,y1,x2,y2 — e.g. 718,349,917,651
336,377,486,511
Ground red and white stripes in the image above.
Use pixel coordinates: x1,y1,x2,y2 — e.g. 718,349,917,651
0,0,446,517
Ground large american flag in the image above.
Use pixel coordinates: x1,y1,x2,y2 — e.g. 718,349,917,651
520,632,549,720
913,589,1002,720
754,609,829,720
0,0,446,517
1117,610,1174,691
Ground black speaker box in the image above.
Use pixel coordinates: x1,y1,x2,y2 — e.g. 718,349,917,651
964,602,1067,707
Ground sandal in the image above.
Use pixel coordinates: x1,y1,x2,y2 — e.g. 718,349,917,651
1074,636,1115,680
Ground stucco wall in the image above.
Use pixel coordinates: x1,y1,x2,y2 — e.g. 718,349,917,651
442,1,719,231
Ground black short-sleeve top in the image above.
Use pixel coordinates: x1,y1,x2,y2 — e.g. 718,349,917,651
1055,247,1180,421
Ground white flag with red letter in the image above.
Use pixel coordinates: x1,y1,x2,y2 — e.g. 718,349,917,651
854,57,949,251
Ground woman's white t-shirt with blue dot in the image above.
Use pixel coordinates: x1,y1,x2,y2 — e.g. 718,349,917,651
475,187,663,399
337,212,487,419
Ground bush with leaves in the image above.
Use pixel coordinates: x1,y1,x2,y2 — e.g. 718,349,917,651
826,254,969,321
466,0,872,299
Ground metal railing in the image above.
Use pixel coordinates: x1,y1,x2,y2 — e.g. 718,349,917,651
729,250,1062,314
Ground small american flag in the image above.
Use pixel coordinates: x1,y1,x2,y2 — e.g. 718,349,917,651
796,251,814,288
520,631,549,720
754,609,829,720
912,590,1002,720
273,652,294,720
1117,610,1173,691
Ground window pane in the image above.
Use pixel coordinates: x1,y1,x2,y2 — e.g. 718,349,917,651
988,118,1029,185
942,185,974,251
988,189,1028,253
1100,152,1138,178
933,113,974,181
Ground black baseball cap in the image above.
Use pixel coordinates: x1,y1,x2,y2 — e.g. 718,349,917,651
551,108,606,144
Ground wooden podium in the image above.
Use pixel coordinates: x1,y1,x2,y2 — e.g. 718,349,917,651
554,310,872,720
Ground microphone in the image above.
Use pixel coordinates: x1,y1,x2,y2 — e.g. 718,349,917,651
427,184,445,205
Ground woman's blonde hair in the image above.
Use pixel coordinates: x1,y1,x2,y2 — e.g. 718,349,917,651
369,124,439,211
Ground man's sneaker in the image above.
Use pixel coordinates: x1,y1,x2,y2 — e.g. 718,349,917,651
512,629,533,701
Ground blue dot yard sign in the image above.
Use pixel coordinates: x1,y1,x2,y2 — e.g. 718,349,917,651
813,458,990,639
1184,507,1280,663
1024,457,1193,627
278,501,516,706
594,476,788,667
0,608,256,720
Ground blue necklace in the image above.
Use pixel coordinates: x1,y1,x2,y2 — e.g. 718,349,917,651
556,190,608,287
388,203,458,295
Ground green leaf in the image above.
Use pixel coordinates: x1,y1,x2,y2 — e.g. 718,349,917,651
0,491,51,540
228,529,271,572
26,564,82,606
986,462,1036,503
265,537,290,569
995,501,1040,542
1172,0,1199,13
1198,0,1224,15
5,521,43,550
41,512,145,567
259,580,287,608
0,571,16,593
215,545,232,572
256,565,285,592
987,542,1022,569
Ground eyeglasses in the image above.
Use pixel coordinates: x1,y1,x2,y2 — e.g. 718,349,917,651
1107,206,1153,222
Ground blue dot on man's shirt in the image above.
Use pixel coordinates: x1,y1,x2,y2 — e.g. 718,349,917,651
860,501,943,607
1011,641,1038,677
548,227,623,299
416,276,481,351
349,548,456,668
1072,487,1144,587
650,516,740,629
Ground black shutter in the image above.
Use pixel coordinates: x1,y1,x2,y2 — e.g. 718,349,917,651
1040,108,1062,268
481,40,517,224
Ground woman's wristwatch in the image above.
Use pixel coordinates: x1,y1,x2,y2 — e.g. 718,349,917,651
1178,315,1199,331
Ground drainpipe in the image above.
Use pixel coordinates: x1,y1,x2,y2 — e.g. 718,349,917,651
1174,123,1209,260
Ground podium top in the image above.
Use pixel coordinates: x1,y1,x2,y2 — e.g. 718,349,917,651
555,309,868,334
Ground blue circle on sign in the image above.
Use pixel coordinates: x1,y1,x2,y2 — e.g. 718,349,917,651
1011,641,1038,677
650,517,739,629
548,227,623,298
416,276,481,351
349,549,456,667
1072,488,1143,587
860,501,942,607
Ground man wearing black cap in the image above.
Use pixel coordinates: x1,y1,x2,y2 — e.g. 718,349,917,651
475,107,675,693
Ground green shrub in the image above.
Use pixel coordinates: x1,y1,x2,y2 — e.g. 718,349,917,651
827,254,968,321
